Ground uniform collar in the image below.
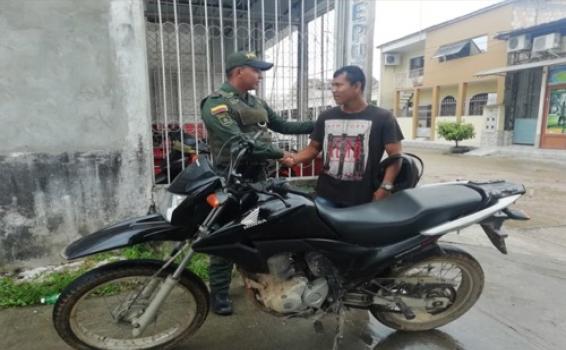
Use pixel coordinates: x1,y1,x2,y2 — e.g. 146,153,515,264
221,82,248,100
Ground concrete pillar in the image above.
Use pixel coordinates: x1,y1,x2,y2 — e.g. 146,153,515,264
456,82,468,122
495,77,506,137
412,88,420,139
0,0,153,268
496,76,505,105
430,85,439,141
535,66,549,148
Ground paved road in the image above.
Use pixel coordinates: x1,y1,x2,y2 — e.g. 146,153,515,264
1,148,565,350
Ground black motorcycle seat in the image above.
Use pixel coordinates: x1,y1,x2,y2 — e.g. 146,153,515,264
316,184,484,246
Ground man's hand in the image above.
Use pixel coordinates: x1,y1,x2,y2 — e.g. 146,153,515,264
279,140,322,169
373,188,391,201
279,152,296,167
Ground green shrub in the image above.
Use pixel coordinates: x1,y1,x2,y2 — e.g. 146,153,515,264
437,121,475,148
0,268,87,307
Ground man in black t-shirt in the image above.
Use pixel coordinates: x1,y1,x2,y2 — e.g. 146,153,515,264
281,66,404,206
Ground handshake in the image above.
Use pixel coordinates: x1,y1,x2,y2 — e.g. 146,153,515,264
279,152,297,168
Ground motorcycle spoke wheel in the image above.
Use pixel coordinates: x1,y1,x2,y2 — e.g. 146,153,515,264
371,247,484,331
53,261,208,350
71,277,195,348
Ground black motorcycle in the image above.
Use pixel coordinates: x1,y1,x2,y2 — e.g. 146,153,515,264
53,132,528,350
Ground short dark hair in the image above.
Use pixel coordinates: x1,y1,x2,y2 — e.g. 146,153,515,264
333,65,366,92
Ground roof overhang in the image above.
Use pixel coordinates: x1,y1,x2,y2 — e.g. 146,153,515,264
495,18,566,40
379,32,426,53
475,57,566,77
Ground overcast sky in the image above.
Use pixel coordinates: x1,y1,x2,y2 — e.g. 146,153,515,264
372,0,504,77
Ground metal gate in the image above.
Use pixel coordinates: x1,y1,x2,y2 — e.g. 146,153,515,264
416,105,432,139
144,0,337,184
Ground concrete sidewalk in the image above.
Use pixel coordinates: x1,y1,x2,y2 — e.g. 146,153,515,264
403,140,566,163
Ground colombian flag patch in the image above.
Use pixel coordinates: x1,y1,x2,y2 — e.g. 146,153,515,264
211,104,228,115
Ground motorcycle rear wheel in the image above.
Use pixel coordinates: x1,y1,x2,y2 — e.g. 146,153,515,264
370,246,484,331
53,259,209,350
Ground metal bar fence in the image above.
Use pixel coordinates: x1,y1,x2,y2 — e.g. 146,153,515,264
144,0,335,184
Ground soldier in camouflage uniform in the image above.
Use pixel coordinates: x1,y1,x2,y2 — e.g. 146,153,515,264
201,51,314,315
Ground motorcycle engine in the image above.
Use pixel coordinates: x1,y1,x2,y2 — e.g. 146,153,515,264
245,253,329,314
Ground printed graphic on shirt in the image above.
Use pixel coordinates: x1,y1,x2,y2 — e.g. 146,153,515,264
322,119,372,181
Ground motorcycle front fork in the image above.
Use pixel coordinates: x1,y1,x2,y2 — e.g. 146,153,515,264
130,243,195,336
130,205,223,336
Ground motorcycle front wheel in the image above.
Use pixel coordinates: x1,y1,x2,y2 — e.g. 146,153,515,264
370,246,484,331
53,260,209,350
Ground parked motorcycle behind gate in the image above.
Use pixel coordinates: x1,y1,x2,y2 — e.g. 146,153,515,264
53,131,529,350
154,131,209,185
154,131,307,184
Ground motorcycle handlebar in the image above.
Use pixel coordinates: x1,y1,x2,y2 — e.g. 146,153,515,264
247,178,290,194
227,130,264,184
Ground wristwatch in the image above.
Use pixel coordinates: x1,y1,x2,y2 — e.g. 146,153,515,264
380,182,394,192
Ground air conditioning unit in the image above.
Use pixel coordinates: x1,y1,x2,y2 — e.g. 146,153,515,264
507,34,531,52
384,53,401,66
532,33,561,53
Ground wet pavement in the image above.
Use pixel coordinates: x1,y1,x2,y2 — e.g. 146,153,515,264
2,241,565,350
180,241,566,350
1,148,566,350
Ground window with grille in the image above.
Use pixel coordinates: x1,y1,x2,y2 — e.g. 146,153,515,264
409,56,424,77
440,96,457,116
469,93,488,116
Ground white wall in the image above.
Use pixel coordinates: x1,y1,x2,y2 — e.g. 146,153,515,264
397,116,414,140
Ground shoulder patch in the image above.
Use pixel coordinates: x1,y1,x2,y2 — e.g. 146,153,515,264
217,113,235,126
211,104,228,115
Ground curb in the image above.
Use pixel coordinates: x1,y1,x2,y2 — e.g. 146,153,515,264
403,140,566,163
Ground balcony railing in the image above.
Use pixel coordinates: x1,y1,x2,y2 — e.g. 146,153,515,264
409,67,424,78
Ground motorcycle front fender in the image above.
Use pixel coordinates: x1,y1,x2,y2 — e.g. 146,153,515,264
63,214,188,260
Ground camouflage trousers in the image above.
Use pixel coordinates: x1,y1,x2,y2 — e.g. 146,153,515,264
208,255,234,296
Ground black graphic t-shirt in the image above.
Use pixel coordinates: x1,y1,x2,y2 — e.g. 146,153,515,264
311,105,404,206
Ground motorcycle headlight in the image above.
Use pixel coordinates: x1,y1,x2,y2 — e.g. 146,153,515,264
157,191,187,222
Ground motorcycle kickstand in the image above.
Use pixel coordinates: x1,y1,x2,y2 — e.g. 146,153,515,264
310,309,327,334
332,305,346,350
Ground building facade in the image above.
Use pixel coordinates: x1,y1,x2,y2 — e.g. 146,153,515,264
378,0,566,149
481,9,566,149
